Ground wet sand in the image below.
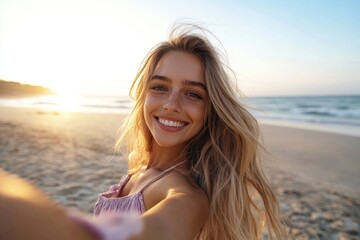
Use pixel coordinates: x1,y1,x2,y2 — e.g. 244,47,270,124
0,106,359,239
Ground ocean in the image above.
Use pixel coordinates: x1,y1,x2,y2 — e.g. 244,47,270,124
247,95,360,127
0,94,134,114
1,95,359,136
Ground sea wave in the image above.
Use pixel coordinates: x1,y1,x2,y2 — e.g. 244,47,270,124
249,95,360,127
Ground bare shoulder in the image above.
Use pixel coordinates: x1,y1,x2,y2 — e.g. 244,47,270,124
137,171,209,239
144,171,209,216
164,170,207,198
145,170,209,211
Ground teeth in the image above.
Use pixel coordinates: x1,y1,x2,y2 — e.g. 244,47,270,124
158,118,185,127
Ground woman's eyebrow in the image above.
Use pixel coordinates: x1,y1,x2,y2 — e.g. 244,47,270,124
151,75,170,82
151,75,207,92
183,80,207,92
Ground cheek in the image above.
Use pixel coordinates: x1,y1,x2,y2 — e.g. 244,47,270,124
143,95,162,128
144,94,155,112
144,94,159,111
187,103,207,127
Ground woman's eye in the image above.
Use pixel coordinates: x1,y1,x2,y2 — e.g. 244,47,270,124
151,85,167,92
186,92,203,100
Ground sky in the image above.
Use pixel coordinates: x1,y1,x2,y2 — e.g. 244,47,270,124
0,0,359,97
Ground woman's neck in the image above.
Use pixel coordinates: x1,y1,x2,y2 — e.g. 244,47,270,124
147,143,187,171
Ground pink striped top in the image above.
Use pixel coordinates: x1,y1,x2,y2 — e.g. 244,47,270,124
94,160,187,216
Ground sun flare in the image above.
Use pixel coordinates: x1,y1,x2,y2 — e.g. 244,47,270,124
54,92,81,112
37,91,82,113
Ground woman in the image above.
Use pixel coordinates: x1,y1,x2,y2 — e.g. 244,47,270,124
94,23,285,239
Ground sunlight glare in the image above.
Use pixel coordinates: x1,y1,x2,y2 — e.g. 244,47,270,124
38,90,82,113
52,93,81,112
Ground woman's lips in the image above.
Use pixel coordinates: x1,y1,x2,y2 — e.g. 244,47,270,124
155,116,189,132
158,117,185,127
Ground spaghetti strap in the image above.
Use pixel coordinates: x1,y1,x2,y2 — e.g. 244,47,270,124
115,174,132,197
139,160,187,193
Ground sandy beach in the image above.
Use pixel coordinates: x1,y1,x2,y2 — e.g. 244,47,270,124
0,106,359,239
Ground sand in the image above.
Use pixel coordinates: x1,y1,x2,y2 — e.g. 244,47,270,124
0,106,359,239
0,107,127,212
260,124,360,197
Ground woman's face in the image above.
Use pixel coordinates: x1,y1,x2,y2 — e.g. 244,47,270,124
144,51,208,150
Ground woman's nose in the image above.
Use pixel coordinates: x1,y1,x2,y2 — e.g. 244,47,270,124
163,92,181,112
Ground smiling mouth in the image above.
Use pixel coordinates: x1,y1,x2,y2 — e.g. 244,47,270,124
157,117,187,128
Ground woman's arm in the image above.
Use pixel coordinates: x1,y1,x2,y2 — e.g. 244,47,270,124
0,169,96,240
0,168,208,240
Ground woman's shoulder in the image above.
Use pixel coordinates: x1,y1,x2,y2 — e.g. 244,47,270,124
145,169,209,210
133,169,209,239
163,170,206,195
141,170,209,239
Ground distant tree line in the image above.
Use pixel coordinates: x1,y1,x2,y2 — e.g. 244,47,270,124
0,80,55,97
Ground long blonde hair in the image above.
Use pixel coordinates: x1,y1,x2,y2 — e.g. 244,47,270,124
117,23,285,239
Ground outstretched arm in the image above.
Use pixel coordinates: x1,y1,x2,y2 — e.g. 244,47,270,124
0,169,96,240
0,168,208,240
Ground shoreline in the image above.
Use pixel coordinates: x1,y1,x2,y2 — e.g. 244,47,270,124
260,119,360,138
